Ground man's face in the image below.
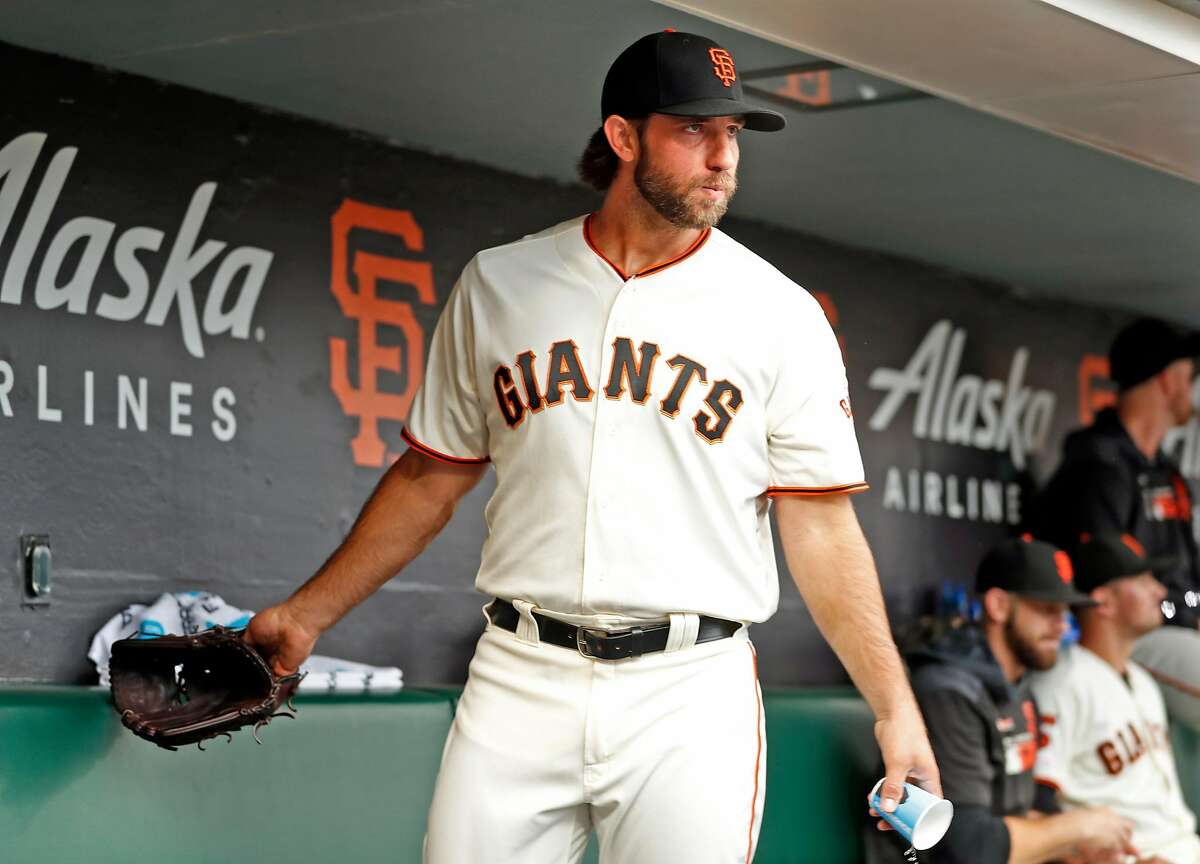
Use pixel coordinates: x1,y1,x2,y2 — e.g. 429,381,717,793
1107,571,1167,637
633,113,743,230
1005,597,1069,672
1165,358,1196,425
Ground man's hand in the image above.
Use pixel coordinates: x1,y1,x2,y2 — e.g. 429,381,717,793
244,603,321,677
869,703,941,830
1071,806,1135,860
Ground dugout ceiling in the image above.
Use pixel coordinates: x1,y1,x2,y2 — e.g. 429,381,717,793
0,0,1198,324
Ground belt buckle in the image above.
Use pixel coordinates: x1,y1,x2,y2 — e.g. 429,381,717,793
576,626,637,660
576,626,609,659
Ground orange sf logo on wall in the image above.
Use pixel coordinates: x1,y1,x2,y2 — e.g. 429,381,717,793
329,200,437,467
709,48,736,87
776,71,831,107
1078,354,1117,425
812,290,847,362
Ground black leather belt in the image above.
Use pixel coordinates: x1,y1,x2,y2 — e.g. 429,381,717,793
487,599,741,660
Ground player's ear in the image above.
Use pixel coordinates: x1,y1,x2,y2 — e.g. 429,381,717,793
1090,585,1116,619
604,115,640,164
982,588,1011,624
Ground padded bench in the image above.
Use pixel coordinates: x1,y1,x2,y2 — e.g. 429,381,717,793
1,685,1193,863
0,687,455,863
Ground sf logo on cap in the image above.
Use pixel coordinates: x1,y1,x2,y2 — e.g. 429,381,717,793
708,47,736,87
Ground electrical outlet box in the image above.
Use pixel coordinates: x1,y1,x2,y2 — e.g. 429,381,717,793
20,534,51,607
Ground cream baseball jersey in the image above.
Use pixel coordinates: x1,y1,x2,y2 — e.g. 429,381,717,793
1031,644,1200,863
404,215,866,622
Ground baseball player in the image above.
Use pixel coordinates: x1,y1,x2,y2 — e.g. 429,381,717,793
247,30,940,863
1031,534,1200,864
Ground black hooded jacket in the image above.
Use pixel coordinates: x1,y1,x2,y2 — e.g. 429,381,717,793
1029,407,1199,627
905,626,1043,864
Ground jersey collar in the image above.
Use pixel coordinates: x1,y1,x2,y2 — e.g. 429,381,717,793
582,213,711,281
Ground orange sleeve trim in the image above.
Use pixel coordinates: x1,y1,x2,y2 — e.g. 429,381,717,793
582,213,710,280
400,428,490,465
766,483,869,497
1034,777,1061,792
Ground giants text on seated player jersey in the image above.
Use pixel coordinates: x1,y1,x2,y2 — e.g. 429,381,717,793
404,215,866,622
1031,644,1200,863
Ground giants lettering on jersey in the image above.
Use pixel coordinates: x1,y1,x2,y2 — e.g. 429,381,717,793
1095,720,1170,775
493,337,744,444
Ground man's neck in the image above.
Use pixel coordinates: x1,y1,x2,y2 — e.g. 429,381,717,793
1079,623,1134,677
985,625,1025,684
1117,399,1168,460
589,186,704,278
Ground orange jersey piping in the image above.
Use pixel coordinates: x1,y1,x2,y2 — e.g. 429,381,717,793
766,483,869,497
401,427,490,465
744,644,763,864
583,213,710,281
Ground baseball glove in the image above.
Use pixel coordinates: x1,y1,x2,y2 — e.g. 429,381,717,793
109,625,303,751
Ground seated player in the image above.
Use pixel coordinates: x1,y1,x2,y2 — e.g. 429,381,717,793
902,537,1134,863
1032,533,1200,864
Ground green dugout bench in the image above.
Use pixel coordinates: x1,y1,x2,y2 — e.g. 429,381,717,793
1,686,1196,863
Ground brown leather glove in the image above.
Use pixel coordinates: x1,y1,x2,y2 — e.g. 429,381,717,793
109,625,303,750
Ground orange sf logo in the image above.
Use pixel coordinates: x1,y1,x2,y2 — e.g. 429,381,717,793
840,399,853,419
708,48,736,87
1053,551,1074,585
1120,534,1146,557
1077,354,1116,425
329,200,437,468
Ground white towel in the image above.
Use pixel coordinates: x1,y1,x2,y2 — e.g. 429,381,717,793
88,591,403,693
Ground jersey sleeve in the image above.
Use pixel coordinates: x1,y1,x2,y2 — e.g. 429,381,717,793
403,261,490,463
1030,673,1078,803
764,292,866,496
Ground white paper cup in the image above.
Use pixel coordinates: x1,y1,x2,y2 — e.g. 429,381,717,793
869,779,954,851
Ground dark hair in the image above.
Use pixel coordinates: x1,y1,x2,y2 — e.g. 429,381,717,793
576,119,643,192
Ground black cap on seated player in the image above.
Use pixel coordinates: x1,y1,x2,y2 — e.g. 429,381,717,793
1070,533,1177,594
976,535,1097,606
602,30,785,132
1109,317,1200,391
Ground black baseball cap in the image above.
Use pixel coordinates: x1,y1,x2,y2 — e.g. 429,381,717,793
1071,533,1176,594
976,536,1097,606
1108,317,1200,391
601,30,785,132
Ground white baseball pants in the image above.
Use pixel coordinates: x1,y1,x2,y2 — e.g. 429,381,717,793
424,608,766,864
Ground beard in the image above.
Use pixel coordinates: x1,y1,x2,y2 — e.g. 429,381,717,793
1006,614,1059,672
1172,395,1194,426
634,156,737,230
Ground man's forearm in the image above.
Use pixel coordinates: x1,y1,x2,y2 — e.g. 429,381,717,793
1005,811,1091,864
776,495,913,719
286,450,485,634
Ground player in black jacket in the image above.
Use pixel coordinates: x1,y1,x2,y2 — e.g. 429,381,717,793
1031,318,1199,627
